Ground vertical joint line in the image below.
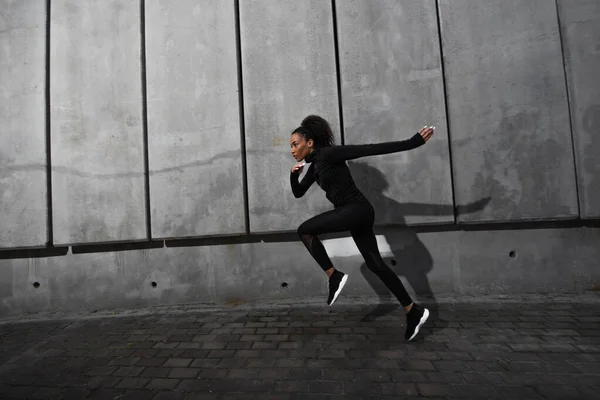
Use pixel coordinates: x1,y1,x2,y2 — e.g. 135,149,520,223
45,0,53,246
140,0,152,240
235,0,251,234
331,0,345,146
555,0,580,217
435,0,458,223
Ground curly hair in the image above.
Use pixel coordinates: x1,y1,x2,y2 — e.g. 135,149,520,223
292,115,335,148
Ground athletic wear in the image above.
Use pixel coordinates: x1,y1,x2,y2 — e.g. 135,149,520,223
291,133,425,207
328,270,348,306
405,303,430,341
292,132,426,308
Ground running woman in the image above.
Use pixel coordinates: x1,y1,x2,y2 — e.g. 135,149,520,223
290,115,435,341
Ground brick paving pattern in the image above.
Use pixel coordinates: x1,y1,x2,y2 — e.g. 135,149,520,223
0,301,599,399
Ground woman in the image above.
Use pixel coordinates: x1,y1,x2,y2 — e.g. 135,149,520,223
290,115,435,341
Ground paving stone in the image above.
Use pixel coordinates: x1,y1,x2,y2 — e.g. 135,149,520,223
140,367,170,378
145,378,180,390
153,392,187,400
417,383,458,397
168,367,199,379
308,380,343,394
534,384,583,399
493,385,543,399
425,371,464,383
453,383,499,397
115,377,150,389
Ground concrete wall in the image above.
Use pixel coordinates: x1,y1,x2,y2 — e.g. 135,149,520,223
439,0,578,223
337,0,454,226
50,0,146,245
242,0,341,233
0,0,599,316
557,0,600,218
0,0,48,248
145,0,245,239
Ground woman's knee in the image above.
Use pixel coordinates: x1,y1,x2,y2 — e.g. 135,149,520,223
297,223,307,236
365,254,392,275
297,220,316,237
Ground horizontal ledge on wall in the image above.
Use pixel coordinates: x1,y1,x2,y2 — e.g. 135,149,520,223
71,240,164,255
1,218,599,260
452,217,598,231
165,233,297,248
0,246,69,260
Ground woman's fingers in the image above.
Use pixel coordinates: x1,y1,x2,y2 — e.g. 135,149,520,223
419,125,435,142
292,162,305,173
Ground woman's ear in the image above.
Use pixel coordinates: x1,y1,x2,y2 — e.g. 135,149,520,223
307,138,314,149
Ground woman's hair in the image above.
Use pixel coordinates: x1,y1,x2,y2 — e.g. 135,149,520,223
292,115,335,148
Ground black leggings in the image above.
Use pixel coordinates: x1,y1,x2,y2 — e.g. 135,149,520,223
297,202,413,307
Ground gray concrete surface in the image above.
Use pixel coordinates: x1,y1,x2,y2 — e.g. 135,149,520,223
1,226,599,317
0,0,48,249
439,0,579,223
241,0,341,233
50,0,146,245
558,0,600,219
337,0,455,226
146,0,245,239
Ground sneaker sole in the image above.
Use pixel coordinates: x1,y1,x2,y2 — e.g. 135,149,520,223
329,274,348,306
408,308,429,341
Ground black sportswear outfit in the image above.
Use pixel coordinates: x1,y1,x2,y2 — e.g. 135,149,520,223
291,132,426,307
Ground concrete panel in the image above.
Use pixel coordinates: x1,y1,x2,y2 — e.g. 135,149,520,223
337,0,455,226
241,0,341,233
439,0,578,222
214,241,326,304
0,247,215,316
145,0,245,239
0,0,47,248
50,0,146,245
457,227,600,295
557,0,600,218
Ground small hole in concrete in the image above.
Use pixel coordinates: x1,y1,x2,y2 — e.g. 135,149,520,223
390,259,397,266
33,282,40,289
151,281,157,288
281,282,288,288
509,251,516,258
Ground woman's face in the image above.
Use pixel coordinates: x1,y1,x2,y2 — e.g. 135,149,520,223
290,133,313,161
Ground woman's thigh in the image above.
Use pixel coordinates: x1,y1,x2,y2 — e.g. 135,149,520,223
298,202,374,236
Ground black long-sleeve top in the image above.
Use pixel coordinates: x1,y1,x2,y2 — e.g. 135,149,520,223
290,132,426,207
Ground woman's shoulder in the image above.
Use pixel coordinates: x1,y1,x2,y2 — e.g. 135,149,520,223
316,145,346,162
316,145,342,156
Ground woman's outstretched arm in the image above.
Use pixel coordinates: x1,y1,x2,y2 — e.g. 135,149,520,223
320,126,434,163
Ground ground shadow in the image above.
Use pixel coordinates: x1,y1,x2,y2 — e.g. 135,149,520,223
347,161,490,337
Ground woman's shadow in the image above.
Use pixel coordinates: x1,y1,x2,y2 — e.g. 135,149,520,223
347,161,490,336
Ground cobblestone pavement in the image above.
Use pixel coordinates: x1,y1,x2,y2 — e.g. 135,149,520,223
0,299,599,399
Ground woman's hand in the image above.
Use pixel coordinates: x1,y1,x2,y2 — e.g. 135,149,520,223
419,125,435,142
291,162,306,174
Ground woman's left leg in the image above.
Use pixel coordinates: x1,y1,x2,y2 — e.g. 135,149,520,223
350,210,430,341
350,226,413,307
297,203,374,305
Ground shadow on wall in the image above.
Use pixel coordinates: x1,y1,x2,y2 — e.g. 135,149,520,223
347,162,490,334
